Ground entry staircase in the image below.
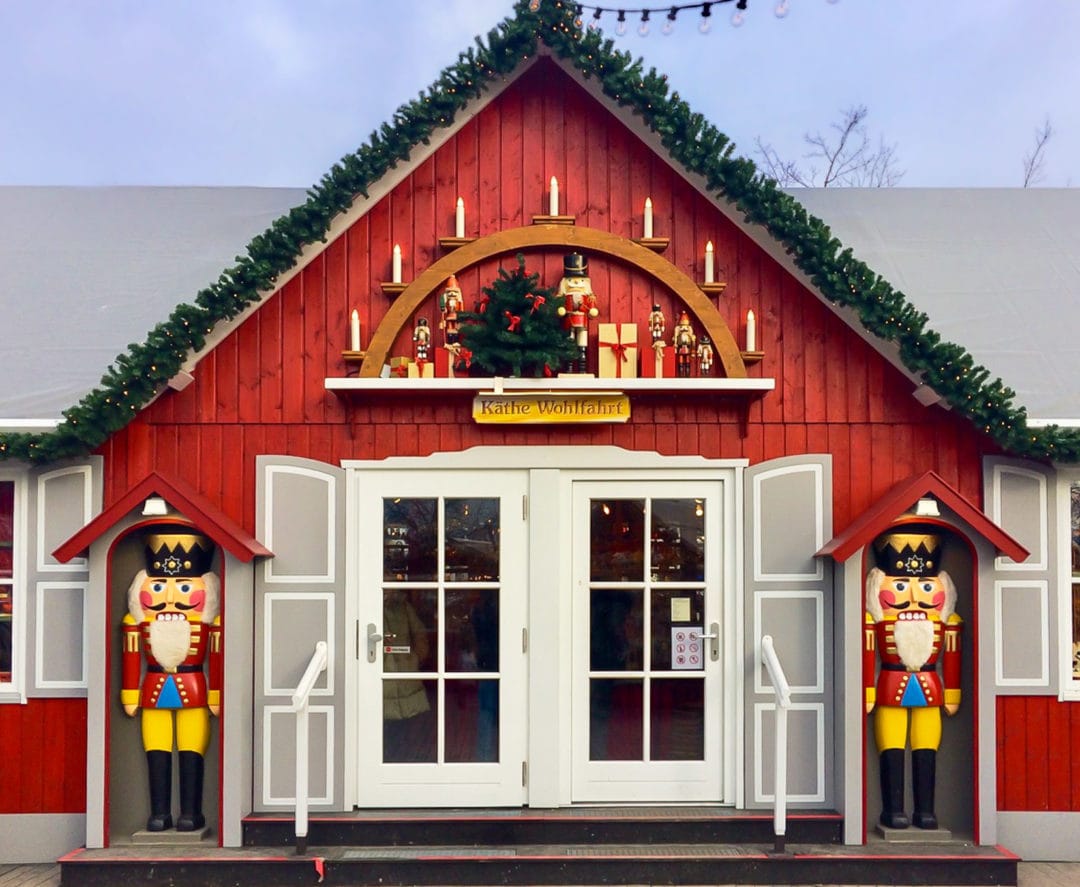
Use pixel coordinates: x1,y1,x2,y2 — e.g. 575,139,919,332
58,808,1018,886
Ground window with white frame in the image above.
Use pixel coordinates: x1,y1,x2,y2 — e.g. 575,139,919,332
0,479,14,686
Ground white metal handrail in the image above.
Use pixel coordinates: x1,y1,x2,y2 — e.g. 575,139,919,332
760,634,792,854
291,640,328,855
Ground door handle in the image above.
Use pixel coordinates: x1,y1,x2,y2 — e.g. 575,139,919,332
695,622,720,661
366,623,383,663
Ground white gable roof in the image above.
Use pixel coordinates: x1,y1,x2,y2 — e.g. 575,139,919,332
793,188,1080,425
2,185,1078,428
0,186,305,425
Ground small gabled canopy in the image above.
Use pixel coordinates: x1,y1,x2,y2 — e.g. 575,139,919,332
53,470,272,564
817,470,1028,565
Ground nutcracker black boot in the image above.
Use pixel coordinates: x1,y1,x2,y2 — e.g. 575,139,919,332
176,751,206,832
879,748,910,829
146,750,173,831
912,749,939,829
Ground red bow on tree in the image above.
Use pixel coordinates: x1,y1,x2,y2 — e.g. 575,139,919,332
505,311,521,332
455,347,473,369
526,294,546,313
476,294,490,314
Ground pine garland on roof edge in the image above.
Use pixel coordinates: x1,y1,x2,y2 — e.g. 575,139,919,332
1,0,1076,463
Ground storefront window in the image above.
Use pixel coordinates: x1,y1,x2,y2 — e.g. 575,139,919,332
0,480,14,686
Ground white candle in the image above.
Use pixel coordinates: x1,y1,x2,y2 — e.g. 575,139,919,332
392,244,402,283
704,240,714,283
549,176,559,216
455,197,465,238
350,310,361,352
644,197,654,239
746,309,757,352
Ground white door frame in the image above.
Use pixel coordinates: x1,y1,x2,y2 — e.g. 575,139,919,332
343,447,746,810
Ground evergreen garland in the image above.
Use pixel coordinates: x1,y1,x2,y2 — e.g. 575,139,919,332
458,255,579,377
2,0,1077,463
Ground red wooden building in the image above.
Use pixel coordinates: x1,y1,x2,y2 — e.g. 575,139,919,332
2,3,1079,881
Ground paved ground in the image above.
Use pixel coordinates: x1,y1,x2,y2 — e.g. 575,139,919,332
4,860,1080,887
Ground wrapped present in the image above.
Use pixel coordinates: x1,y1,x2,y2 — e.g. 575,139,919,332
642,340,665,378
408,358,435,378
389,356,412,378
434,347,449,378
597,322,638,379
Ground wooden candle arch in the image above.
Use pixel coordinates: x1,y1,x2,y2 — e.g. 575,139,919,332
358,224,748,379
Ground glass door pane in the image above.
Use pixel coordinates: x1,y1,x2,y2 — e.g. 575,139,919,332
573,480,723,803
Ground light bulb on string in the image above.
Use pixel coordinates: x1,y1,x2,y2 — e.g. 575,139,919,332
731,0,747,27
638,10,650,36
615,9,627,35
699,2,712,33
663,7,677,34
775,0,790,18
589,8,602,29
574,3,584,27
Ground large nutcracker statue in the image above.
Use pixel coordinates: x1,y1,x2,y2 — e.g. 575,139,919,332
122,528,222,832
556,252,599,373
864,528,962,830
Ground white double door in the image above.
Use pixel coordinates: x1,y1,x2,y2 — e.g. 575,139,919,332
352,468,728,807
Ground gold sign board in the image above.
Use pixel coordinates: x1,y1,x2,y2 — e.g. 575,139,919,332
473,391,630,424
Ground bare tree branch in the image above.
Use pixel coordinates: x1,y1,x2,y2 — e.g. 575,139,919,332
755,105,904,188
1022,117,1053,187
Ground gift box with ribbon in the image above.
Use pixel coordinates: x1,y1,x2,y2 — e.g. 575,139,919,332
641,340,675,378
408,358,434,378
597,323,638,379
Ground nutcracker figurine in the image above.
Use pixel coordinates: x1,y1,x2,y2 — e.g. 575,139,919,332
697,335,714,376
439,275,463,345
122,528,221,832
672,310,696,378
556,252,599,373
648,303,666,343
414,317,432,363
864,527,962,830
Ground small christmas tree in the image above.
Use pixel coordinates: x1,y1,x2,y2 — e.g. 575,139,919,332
458,255,579,377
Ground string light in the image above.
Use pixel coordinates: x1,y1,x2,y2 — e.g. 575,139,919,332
529,1,823,33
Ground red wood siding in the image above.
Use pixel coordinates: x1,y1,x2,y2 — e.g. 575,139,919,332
0,698,86,813
997,697,1080,811
96,59,994,527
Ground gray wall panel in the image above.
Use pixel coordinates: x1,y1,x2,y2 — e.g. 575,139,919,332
744,456,832,810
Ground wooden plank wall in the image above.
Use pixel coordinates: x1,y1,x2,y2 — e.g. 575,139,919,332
100,59,991,531
0,698,86,813
997,697,1080,811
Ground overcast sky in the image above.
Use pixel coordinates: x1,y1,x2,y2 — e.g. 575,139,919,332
1,0,1076,189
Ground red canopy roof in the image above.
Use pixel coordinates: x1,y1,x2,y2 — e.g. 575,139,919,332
53,470,272,564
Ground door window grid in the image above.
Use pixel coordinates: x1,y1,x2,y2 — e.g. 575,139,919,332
381,497,502,764
588,497,707,763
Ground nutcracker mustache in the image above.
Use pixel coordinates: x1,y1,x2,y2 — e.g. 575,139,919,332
145,601,197,611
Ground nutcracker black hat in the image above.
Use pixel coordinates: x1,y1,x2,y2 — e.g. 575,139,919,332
872,525,942,577
144,526,214,577
563,252,588,278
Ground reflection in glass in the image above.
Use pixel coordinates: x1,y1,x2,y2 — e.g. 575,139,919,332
445,498,500,581
383,678,437,763
650,679,705,761
651,499,705,582
383,588,436,673
651,588,705,670
446,589,500,672
446,679,500,763
383,498,437,581
590,589,643,671
590,678,642,760
590,499,645,582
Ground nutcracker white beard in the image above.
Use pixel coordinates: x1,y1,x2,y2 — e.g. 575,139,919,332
893,618,935,672
149,617,192,671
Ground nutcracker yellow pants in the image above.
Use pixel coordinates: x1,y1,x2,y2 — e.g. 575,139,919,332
142,707,210,755
874,705,942,752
